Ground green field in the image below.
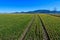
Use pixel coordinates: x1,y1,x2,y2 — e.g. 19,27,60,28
0,14,33,40
40,14,60,40
24,15,43,40
0,14,60,40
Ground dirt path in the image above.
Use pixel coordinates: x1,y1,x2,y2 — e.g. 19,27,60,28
18,15,34,40
38,15,50,40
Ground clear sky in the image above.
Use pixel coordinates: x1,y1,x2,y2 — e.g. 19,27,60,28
0,0,60,13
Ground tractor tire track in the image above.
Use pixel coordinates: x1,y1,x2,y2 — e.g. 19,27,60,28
18,15,35,40
38,15,50,40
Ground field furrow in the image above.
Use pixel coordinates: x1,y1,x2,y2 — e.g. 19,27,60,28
23,15,43,40
19,15,35,40
38,15,50,40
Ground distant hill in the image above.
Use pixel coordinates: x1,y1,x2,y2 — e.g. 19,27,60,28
14,10,60,14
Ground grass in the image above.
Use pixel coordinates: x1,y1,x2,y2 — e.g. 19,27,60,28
0,14,33,40
40,14,60,40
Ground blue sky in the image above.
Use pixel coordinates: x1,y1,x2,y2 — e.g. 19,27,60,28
0,0,60,12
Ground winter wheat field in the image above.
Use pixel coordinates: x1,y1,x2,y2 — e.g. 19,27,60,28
0,14,60,40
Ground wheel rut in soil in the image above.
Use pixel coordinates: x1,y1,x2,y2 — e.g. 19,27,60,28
38,15,50,40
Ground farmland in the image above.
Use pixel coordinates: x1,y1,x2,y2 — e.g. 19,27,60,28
0,14,60,40
24,15,43,40
40,14,60,40
0,14,33,40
